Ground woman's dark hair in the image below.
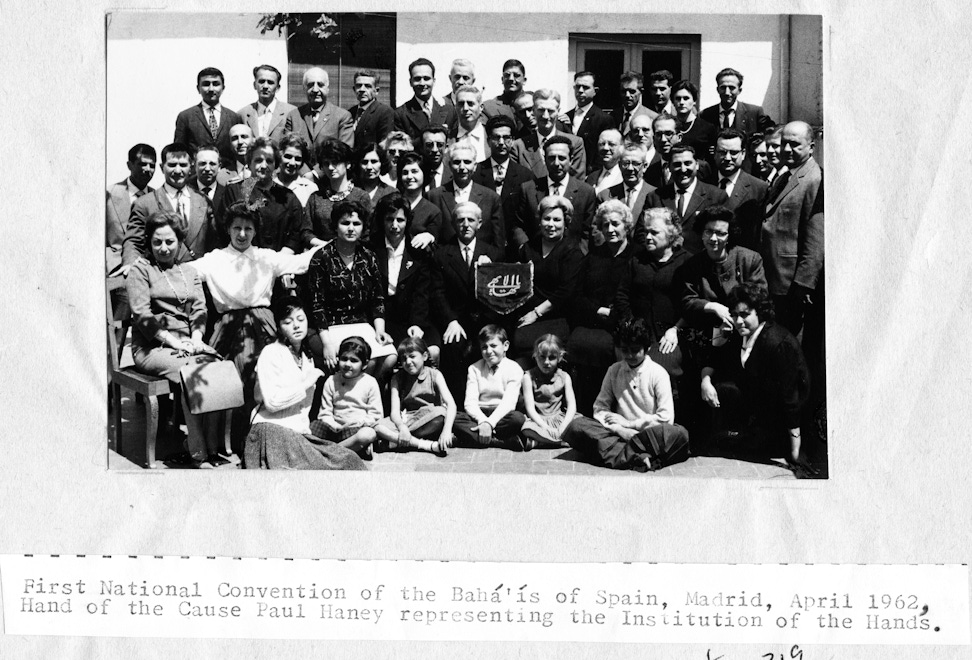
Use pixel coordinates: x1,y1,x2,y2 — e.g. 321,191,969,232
145,210,187,245
727,283,775,323
223,203,262,244
338,336,372,363
693,205,739,249
330,199,369,241
613,317,653,349
247,136,281,168
374,193,413,236
672,79,700,104
352,141,381,181
396,151,425,184
272,295,308,343
317,137,353,167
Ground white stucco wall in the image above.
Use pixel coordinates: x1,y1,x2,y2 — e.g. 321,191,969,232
106,12,287,186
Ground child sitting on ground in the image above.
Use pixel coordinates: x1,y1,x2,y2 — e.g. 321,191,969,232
376,337,456,455
311,336,382,460
563,318,690,471
520,334,580,449
452,325,527,450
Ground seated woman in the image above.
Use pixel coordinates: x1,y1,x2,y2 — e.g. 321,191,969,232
216,137,303,254
191,203,323,457
395,152,441,251
700,284,815,477
301,138,373,248
371,193,441,362
511,195,583,362
676,205,767,343
273,133,318,207
306,199,397,379
567,200,637,413
244,296,366,470
378,131,414,188
613,207,693,405
672,80,718,170
353,142,397,205
127,211,221,468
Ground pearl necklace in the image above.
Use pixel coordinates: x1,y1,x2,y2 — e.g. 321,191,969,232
160,264,189,305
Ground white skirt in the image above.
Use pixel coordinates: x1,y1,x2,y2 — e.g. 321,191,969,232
325,322,397,360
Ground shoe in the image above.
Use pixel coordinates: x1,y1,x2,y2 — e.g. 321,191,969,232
189,459,215,470
359,445,373,461
431,440,448,457
521,436,536,452
208,454,231,467
629,455,652,473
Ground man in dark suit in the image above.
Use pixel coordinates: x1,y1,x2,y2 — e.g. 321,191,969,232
699,68,773,139
174,67,244,163
617,71,658,136
420,126,453,191
348,69,395,147
429,141,504,248
394,58,458,142
714,129,768,250
513,135,597,251
647,70,676,116
237,64,295,145
442,59,476,108
510,89,586,179
644,113,681,188
655,145,728,254
430,202,506,398
472,116,534,241
566,71,615,171
188,144,225,237
288,67,354,164
627,113,661,167
760,121,823,340
482,59,528,126
122,143,215,268
597,143,661,245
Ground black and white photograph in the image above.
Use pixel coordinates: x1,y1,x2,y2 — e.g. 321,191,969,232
106,11,826,478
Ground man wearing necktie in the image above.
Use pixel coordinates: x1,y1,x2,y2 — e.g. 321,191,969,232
699,67,773,141
617,71,658,137
585,129,624,194
288,67,354,167
655,145,728,254
174,67,244,164
237,64,296,145
473,116,533,245
643,114,680,188
597,143,662,246
509,89,586,179
714,128,768,249
429,140,504,248
393,57,458,142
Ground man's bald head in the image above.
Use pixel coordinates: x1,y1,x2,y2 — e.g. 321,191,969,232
781,121,814,168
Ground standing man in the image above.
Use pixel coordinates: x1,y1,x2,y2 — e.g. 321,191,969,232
237,64,295,144
626,113,660,167
566,71,614,171
647,70,676,115
472,115,534,241
510,89,586,179
655,145,728,254
122,143,214,267
420,126,452,191
107,144,156,278
763,125,787,184
761,121,823,340
699,67,773,139
442,59,476,108
216,124,253,185
714,128,768,249
617,71,657,137
429,141,504,247
289,67,355,162
174,67,244,163
394,58,458,142
450,85,489,163
643,113,681,188
483,59,529,125
585,128,624,194
348,69,395,147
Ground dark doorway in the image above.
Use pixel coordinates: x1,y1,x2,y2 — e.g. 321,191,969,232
583,49,625,119
642,49,684,83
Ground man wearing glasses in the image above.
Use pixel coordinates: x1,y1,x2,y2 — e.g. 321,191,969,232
473,115,533,245
714,128,768,249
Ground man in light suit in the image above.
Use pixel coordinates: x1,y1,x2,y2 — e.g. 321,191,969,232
597,143,661,245
472,115,534,243
714,128,768,250
586,128,624,193
655,145,728,254
760,121,823,339
174,67,244,163
394,58,458,142
482,59,528,126
510,89,586,179
429,140,504,248
122,143,215,268
348,69,395,147
187,144,226,238
566,71,614,171
288,67,354,165
617,71,658,136
216,124,252,186
699,68,773,139
448,85,489,163
513,135,597,251
237,64,295,144
441,59,476,109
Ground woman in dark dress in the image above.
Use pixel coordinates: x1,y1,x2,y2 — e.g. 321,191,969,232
395,152,441,251
672,80,718,171
302,138,373,248
567,200,637,413
511,195,583,362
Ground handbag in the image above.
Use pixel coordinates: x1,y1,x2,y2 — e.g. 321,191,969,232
179,358,244,414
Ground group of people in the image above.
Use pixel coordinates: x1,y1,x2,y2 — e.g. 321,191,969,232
107,56,824,476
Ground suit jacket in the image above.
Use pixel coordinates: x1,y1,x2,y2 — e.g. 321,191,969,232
187,180,226,234
122,187,214,266
106,181,154,274
174,104,244,163
656,180,729,254
471,158,534,239
349,101,396,147
288,102,355,161
676,245,767,327
510,130,587,179
513,175,598,249
700,101,772,138
410,198,443,243
597,182,662,245
430,239,505,331
760,157,824,296
617,104,657,135
566,104,615,172
723,170,769,250
393,97,458,142
237,99,297,144
428,181,504,249
645,157,716,188
376,242,431,330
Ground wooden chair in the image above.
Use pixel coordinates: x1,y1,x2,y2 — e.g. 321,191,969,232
107,279,171,468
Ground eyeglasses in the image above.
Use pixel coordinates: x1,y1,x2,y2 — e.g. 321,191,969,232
489,135,513,143
701,229,729,238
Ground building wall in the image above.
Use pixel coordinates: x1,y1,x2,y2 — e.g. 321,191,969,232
106,12,287,186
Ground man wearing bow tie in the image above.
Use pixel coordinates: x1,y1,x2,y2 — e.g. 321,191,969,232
472,115,533,246
288,67,354,165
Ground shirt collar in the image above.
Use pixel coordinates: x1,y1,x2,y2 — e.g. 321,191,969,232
385,237,406,257
126,178,147,197
724,169,742,186
453,179,473,195
742,322,767,350
676,178,698,196
625,179,643,193
258,99,277,115
547,176,568,191
162,182,185,198
460,237,478,254
458,123,484,140
225,245,257,260
201,102,222,115
721,101,739,115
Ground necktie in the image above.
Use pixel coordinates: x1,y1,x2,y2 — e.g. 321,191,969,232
208,107,218,136
134,189,147,198
721,111,730,129
312,109,320,126
621,111,630,132
719,177,730,190
676,190,687,218
494,164,505,189
769,171,791,201
463,246,472,267
551,183,561,197
423,102,432,119
201,186,212,198
177,190,188,221
625,187,636,208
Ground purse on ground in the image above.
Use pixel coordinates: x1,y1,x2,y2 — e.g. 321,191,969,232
179,358,244,414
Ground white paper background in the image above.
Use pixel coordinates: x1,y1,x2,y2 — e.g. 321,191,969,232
1,0,971,657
